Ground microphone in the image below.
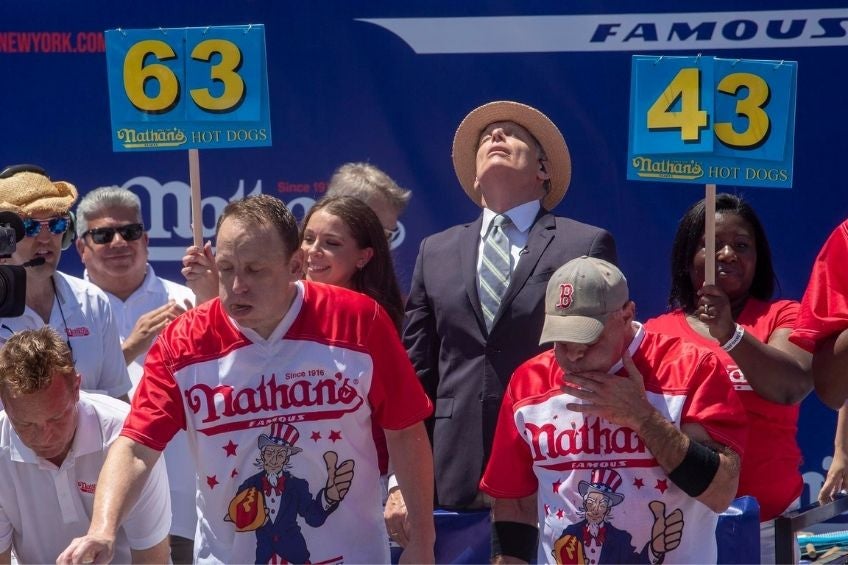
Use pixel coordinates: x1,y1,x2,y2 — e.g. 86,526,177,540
21,257,46,268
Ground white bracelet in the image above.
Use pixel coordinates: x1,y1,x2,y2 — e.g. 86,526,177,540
721,324,745,352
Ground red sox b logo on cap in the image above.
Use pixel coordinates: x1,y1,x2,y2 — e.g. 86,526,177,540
556,283,574,310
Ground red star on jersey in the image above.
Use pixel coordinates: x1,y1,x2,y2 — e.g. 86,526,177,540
207,475,219,489
231,469,239,478
553,480,562,494
633,477,644,489
329,430,342,443
556,509,564,519
223,440,238,457
655,478,668,494
311,431,322,442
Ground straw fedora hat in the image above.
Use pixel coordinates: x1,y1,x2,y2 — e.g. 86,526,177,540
0,166,78,217
452,100,572,211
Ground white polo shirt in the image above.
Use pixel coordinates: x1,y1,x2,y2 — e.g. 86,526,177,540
85,264,198,540
0,271,131,399
0,392,170,564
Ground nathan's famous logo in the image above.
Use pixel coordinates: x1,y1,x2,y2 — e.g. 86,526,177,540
186,372,363,433
526,417,648,463
117,127,187,149
631,156,704,180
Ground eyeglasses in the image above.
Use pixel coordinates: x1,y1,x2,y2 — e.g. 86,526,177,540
22,216,70,237
82,223,144,245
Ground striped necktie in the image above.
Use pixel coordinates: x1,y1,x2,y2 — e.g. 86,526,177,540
479,214,512,331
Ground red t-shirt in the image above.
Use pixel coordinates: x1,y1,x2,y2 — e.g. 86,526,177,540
791,220,848,352
480,327,746,564
646,299,802,521
121,281,433,563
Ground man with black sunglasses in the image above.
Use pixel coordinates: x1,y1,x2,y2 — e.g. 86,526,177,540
75,185,196,563
0,165,131,402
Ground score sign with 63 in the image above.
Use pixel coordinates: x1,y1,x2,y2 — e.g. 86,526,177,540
105,25,272,152
627,55,797,188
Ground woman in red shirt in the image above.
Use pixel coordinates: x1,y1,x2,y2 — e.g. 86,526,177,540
645,193,812,560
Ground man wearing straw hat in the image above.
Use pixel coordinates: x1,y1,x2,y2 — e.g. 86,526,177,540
389,101,617,533
0,165,130,401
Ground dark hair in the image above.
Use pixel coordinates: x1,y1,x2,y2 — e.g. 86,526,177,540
301,196,404,331
216,194,300,258
668,193,776,311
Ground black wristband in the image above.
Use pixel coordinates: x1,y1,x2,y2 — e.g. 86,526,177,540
667,439,720,497
491,520,538,563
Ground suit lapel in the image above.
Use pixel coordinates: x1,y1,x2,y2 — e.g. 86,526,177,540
492,211,555,328
461,215,487,331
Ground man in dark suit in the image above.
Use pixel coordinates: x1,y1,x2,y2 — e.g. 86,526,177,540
386,101,617,533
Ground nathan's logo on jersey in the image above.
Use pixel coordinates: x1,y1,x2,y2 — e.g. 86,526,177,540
525,417,649,466
65,326,90,337
77,481,96,494
186,372,363,435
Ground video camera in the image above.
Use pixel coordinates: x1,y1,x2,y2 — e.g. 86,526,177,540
0,211,26,317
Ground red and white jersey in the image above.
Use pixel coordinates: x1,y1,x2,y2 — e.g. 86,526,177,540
646,300,802,521
791,219,848,352
480,324,746,565
122,281,433,564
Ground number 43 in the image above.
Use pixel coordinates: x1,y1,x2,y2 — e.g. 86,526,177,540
647,67,770,148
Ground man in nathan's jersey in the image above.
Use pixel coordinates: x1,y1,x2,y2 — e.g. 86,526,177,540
480,257,746,564
58,194,436,564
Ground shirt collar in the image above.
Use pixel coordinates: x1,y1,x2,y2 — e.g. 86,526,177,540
480,200,541,237
609,321,645,374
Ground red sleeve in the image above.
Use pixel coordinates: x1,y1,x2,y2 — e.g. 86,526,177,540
680,352,748,457
121,335,186,451
791,221,848,352
767,300,799,331
366,302,433,430
479,372,539,499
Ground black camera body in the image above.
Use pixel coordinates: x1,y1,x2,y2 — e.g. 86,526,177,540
0,211,26,317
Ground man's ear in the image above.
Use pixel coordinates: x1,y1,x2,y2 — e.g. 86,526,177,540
288,248,305,276
537,159,551,181
74,236,86,261
622,300,636,323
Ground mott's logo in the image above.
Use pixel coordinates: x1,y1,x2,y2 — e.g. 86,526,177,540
77,481,96,494
631,156,704,180
117,127,187,149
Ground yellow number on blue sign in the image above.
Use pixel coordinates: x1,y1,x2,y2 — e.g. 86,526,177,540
714,72,770,148
646,68,708,142
189,39,245,112
123,39,179,113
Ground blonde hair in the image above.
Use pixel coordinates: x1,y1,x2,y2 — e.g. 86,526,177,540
0,327,76,396
326,162,411,214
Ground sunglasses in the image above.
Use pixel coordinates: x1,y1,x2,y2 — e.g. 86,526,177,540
82,223,144,245
22,216,70,237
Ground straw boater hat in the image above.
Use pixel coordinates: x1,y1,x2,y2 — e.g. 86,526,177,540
451,100,572,211
0,167,78,217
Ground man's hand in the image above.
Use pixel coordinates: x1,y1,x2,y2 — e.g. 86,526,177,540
384,486,411,547
182,241,219,304
563,352,655,431
323,451,354,503
649,500,683,556
56,534,115,565
122,300,189,363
